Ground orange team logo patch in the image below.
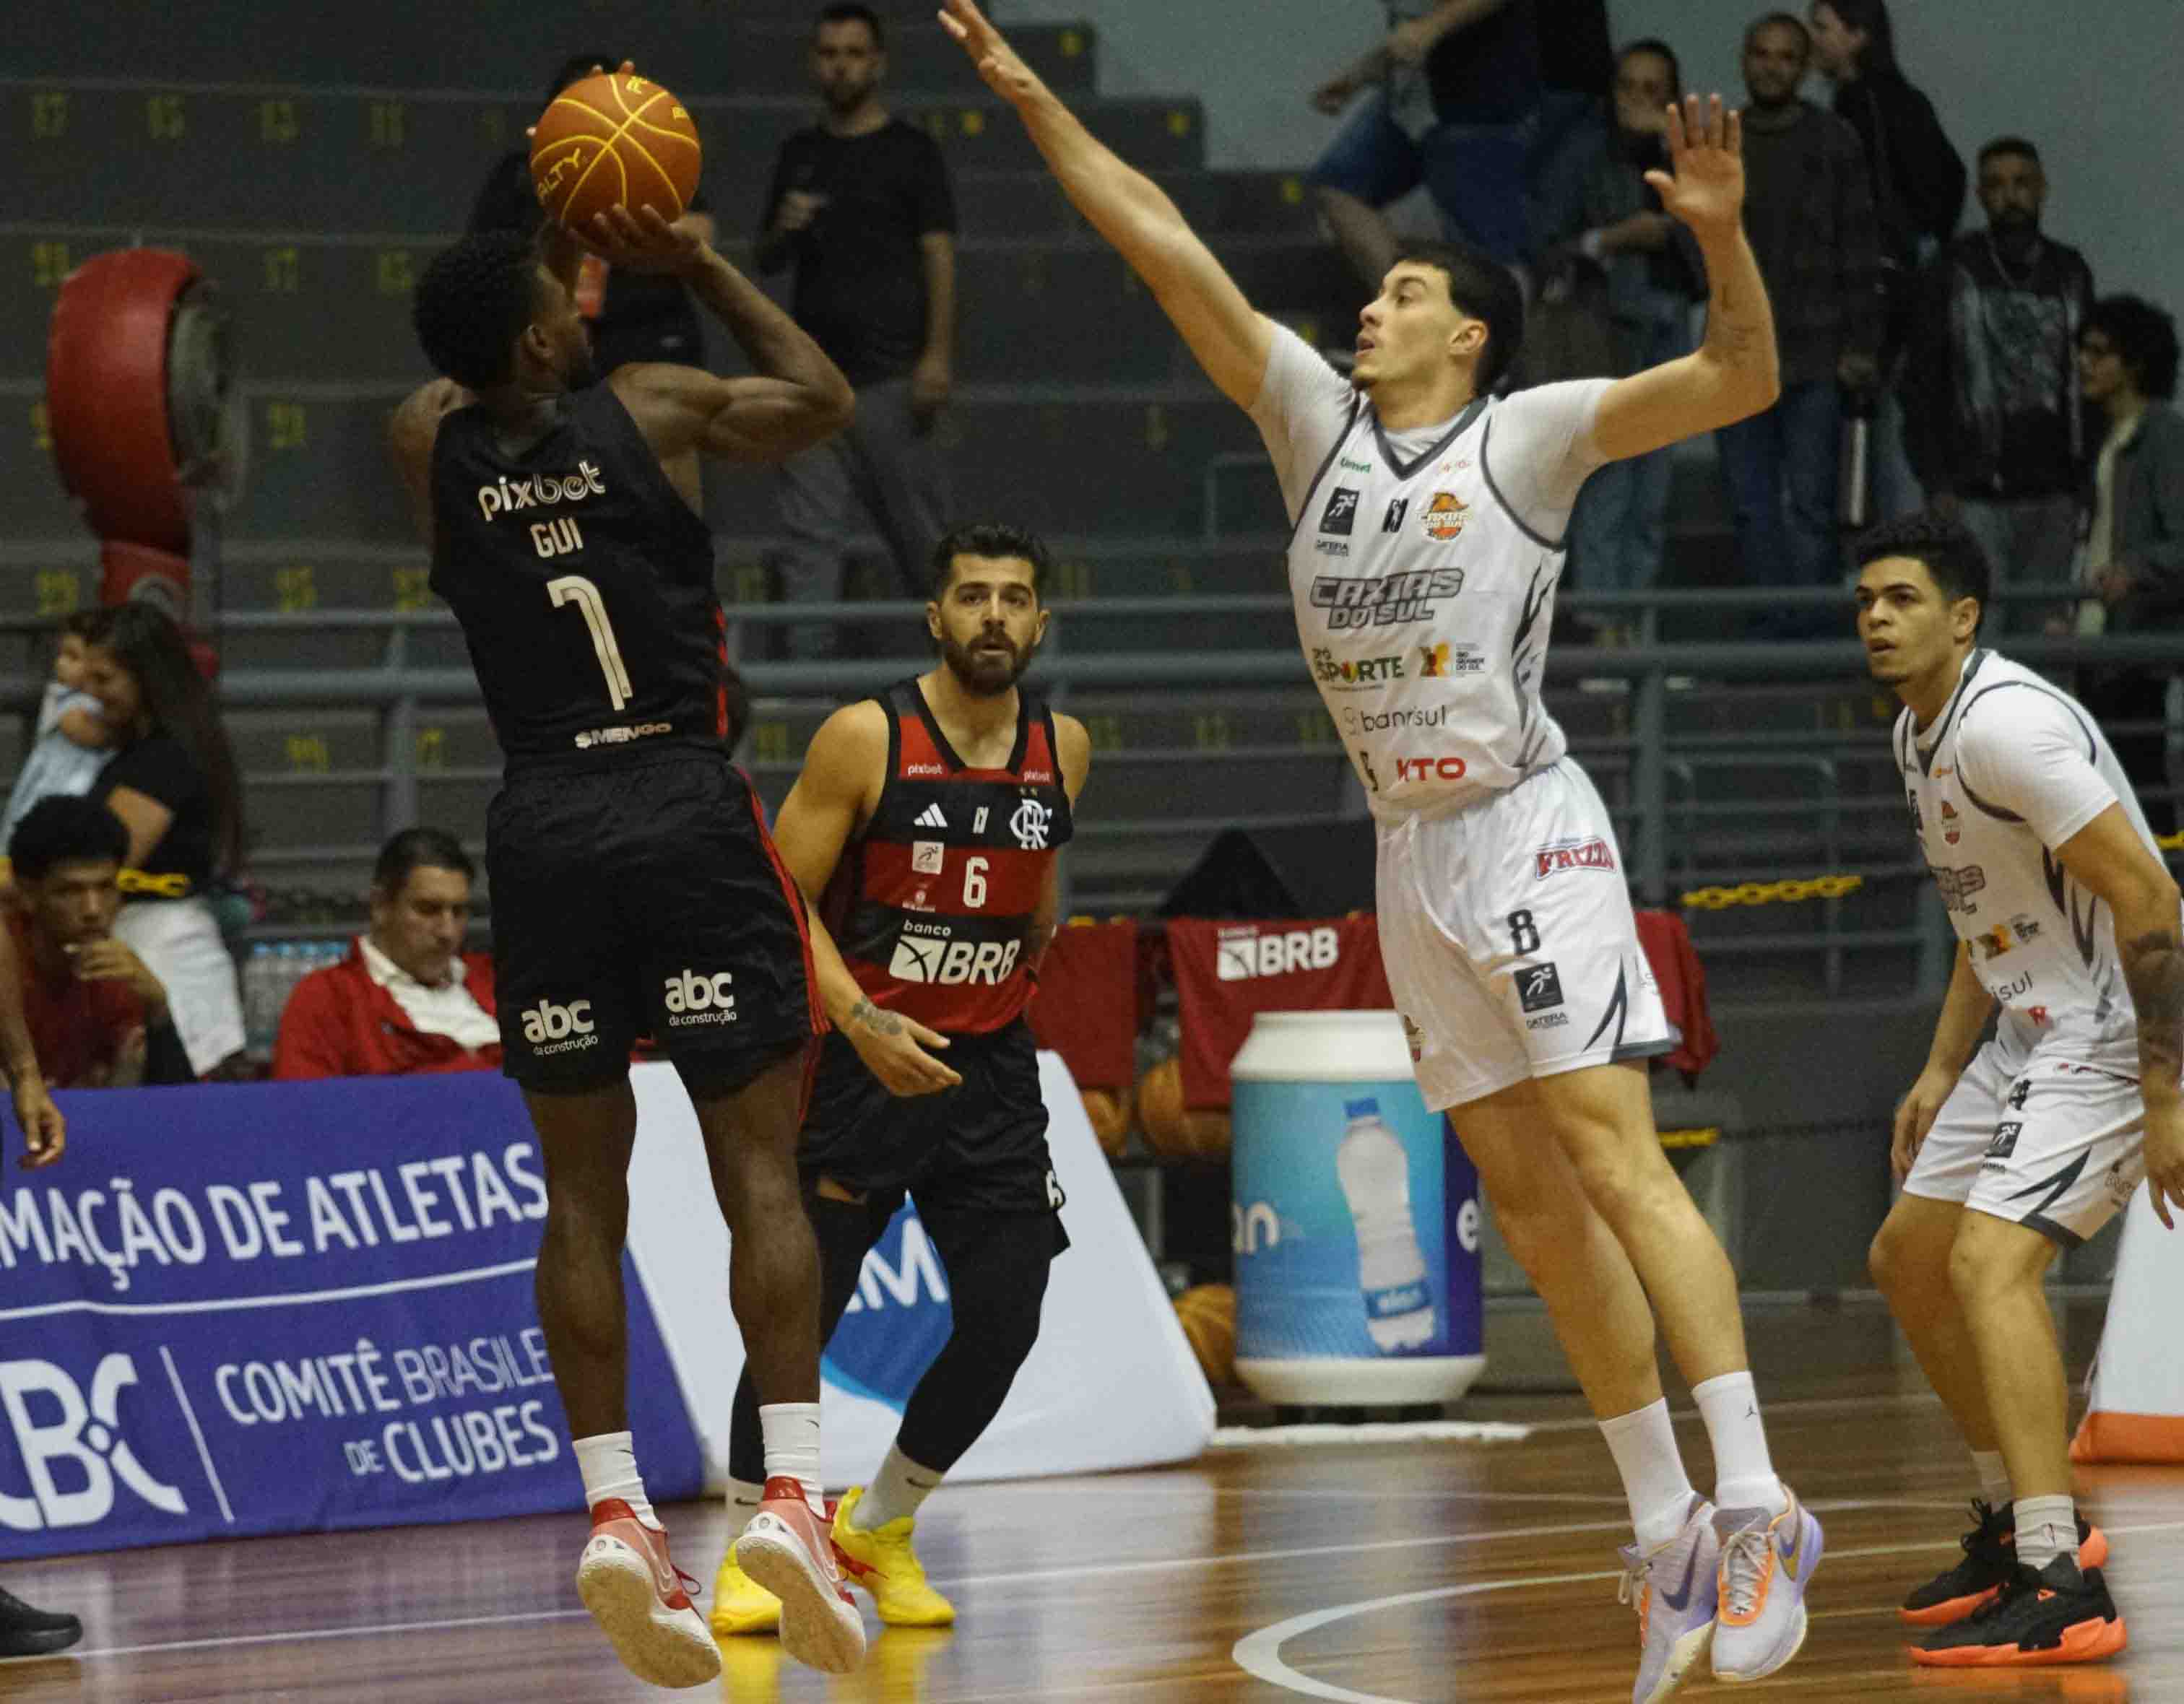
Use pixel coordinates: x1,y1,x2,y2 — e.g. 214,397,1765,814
1422,492,1468,540
1418,641,1451,677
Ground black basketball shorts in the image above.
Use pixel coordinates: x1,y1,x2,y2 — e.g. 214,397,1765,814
488,751,822,1097
799,1017,1070,1251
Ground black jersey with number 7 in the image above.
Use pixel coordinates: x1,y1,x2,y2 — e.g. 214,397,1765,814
429,384,732,771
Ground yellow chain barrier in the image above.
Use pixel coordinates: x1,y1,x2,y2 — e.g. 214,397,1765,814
1680,875,1864,910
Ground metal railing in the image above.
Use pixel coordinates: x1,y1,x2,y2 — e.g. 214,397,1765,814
9,587,2179,991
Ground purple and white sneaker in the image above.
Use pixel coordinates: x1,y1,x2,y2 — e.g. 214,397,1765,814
1712,1486,1824,1683
1618,1493,1721,1704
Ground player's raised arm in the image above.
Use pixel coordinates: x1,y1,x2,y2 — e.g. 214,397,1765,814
940,0,1273,409
586,207,857,464
1587,95,1781,463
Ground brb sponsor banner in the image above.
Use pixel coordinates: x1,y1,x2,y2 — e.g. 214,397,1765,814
626,1056,1214,1488
0,1076,700,1560
2072,1190,2184,1463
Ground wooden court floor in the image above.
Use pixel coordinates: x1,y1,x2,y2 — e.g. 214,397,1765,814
3,1301,2178,1703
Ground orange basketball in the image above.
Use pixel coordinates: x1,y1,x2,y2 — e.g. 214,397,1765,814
1137,1058,1233,1162
1081,1087,1133,1160
1174,1284,1236,1387
530,72,702,232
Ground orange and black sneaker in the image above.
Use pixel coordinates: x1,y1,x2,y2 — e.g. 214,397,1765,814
1910,1554,2128,1667
1900,1500,2110,1627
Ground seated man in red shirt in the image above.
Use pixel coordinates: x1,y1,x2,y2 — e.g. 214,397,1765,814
274,827,500,1079
6,797,181,1087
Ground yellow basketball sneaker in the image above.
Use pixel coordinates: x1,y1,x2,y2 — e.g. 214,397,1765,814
708,1539,782,1638
830,1487,956,1627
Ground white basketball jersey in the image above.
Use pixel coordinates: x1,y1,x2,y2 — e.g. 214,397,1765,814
1286,396,1569,820
1899,649,2161,1072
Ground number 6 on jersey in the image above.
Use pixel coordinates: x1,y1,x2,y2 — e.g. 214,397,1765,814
548,574,633,710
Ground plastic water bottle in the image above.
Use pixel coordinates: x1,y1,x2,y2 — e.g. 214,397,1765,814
1335,1096,1436,1352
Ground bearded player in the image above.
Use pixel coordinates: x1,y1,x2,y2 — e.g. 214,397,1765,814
1858,511,2180,1668
710,521,1088,1636
944,4,1818,1697
392,206,963,1684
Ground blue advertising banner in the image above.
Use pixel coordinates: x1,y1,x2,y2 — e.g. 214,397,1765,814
0,1076,700,1560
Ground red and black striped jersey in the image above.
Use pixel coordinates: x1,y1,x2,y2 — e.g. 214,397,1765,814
822,679,1073,1035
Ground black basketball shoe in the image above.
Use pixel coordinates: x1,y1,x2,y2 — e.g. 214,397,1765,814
1900,1499,2107,1627
0,1585,82,1657
1911,1555,2128,1667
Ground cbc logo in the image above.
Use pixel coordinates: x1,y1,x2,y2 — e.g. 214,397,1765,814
0,1353,188,1530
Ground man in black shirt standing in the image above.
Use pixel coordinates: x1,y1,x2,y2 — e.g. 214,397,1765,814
758,3,958,659
391,205,960,1686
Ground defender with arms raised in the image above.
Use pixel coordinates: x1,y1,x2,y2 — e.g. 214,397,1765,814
942,4,1816,1698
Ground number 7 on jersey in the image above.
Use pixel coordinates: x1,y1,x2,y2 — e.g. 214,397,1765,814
547,575,633,710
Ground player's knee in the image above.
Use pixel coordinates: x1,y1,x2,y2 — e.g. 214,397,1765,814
1946,1215,2045,1308
1488,1195,1564,1282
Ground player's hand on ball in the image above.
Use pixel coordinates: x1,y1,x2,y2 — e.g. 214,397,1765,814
1890,1065,1955,1183
939,0,1040,105
2144,1099,2184,1230
844,998,961,1097
1644,94,1746,237
579,205,705,276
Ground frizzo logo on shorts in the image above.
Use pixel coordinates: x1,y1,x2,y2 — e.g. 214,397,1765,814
1533,838,1617,879
1309,569,1465,630
1216,925,1338,982
0,1353,187,1530
890,924,1022,986
663,968,737,1027
521,998,597,1054
474,462,606,523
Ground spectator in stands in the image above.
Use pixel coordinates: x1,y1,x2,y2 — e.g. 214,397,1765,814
79,602,248,1079
1308,1,1540,286
1905,138,2092,632
1808,0,1965,521
6,798,185,1087
1717,12,1882,636
2076,295,2184,835
470,52,715,373
1557,39,1704,625
758,2,957,659
1,612,114,850
273,827,499,1080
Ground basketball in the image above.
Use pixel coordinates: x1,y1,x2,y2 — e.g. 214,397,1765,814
1173,1284,1236,1387
1136,1057,1233,1162
1081,1087,1132,1160
529,71,702,232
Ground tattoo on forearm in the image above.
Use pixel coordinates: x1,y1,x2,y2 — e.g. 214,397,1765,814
850,998,904,1038
2123,929,2184,1087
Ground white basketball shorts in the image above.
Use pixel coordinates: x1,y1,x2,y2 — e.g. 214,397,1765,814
1375,759,1676,1112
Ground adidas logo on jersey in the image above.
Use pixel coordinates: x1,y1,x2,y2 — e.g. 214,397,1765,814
915,804,949,830
890,929,1023,986
663,968,737,1026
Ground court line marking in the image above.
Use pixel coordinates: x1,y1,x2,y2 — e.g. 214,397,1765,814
0,1257,537,1322
157,1344,233,1525
1233,1517,2184,1704
1522,1388,1948,1433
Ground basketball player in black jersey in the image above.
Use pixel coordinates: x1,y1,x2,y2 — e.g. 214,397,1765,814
391,204,959,1685
706,521,1090,1638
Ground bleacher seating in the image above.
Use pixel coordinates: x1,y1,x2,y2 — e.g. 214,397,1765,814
1,1,1907,995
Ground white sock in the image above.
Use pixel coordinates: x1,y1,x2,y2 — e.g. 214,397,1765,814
853,1443,943,1530
1972,1448,2012,1510
1600,1398,1698,1554
573,1431,660,1529
760,1401,825,1516
2014,1494,2079,1572
1691,1370,1788,1516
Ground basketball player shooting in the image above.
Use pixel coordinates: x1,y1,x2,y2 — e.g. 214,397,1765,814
709,521,1089,1638
943,3,1814,1697
391,191,959,1684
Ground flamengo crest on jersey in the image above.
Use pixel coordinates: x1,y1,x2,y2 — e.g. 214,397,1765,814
1288,399,1567,819
1897,648,2159,1071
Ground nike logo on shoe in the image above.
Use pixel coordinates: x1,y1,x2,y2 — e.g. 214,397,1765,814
1659,1545,1702,1612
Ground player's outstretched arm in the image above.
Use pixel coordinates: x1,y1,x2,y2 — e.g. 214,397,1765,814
1588,95,1781,464
2051,805,2184,1227
939,0,1273,409
774,705,963,1097
585,207,856,464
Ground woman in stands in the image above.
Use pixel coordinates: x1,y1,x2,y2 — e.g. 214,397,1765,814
79,603,249,1078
